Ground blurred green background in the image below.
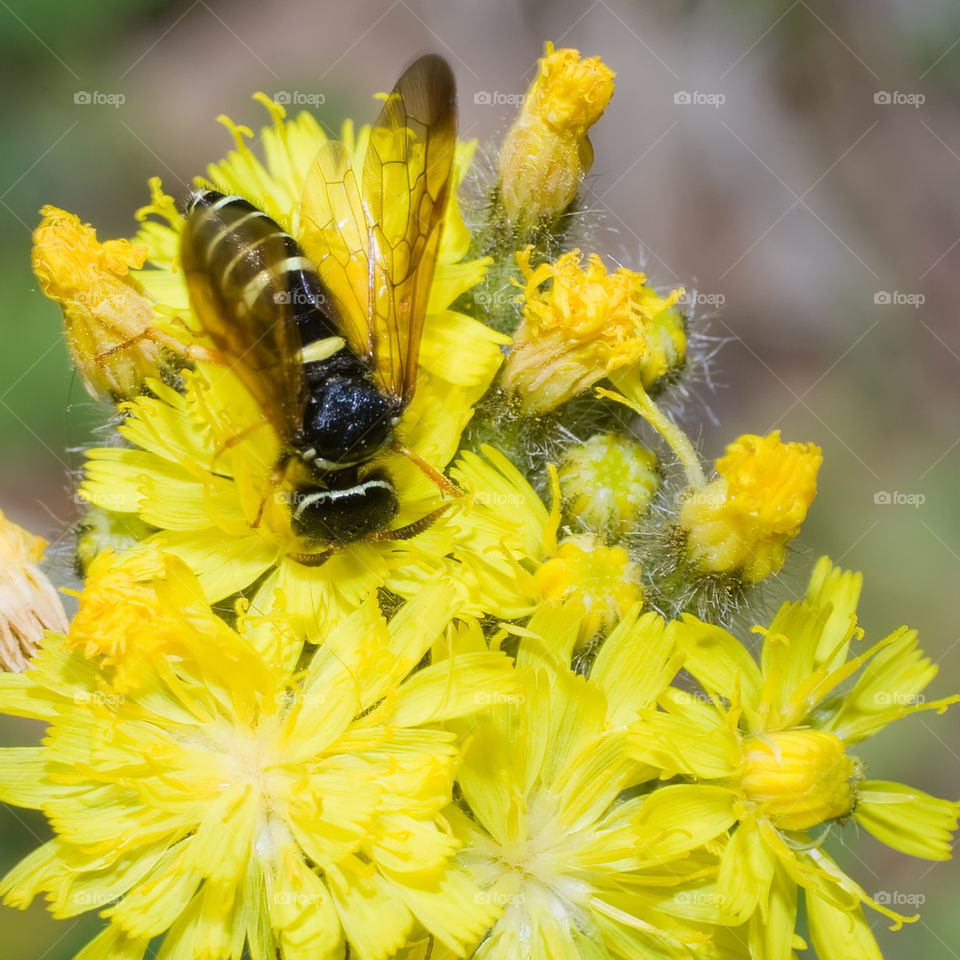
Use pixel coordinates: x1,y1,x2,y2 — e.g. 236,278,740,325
1,0,958,956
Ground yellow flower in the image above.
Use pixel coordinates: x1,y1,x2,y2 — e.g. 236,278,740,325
629,558,960,959
558,432,660,535
502,247,684,413
533,537,642,641
0,550,518,960
680,431,822,583
498,43,615,231
76,97,505,639
436,602,719,960
31,206,165,399
449,446,554,618
0,510,67,671
449,449,646,640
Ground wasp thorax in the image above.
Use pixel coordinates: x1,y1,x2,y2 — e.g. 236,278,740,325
300,374,396,466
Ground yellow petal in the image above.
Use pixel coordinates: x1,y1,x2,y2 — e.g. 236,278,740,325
806,893,882,960
632,785,738,863
669,616,763,709
854,780,960,860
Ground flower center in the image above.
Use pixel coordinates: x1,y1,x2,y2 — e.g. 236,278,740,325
739,729,857,831
489,793,591,917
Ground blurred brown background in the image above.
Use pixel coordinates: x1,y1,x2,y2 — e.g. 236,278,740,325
1,0,958,956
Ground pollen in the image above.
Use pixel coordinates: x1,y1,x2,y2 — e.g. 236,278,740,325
32,205,162,400
533,537,642,639
680,431,822,583
558,432,660,535
739,730,858,831
0,511,67,671
498,43,615,231
502,247,683,413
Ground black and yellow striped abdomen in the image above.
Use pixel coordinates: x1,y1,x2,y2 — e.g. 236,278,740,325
181,189,397,467
184,189,342,351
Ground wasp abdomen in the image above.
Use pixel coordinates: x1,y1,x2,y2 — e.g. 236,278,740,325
182,190,397,467
185,190,342,350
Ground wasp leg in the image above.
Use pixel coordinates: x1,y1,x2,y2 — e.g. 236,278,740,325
286,544,336,567
394,443,462,498
95,326,221,366
368,502,453,543
252,454,291,529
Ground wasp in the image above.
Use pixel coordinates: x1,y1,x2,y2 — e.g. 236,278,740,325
179,54,459,564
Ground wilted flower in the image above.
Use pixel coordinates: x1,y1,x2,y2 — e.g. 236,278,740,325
498,43,615,232
0,510,67,671
502,247,683,413
32,206,166,399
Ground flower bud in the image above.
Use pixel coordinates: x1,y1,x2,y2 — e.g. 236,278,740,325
0,510,68,671
611,303,687,395
533,536,642,640
32,205,160,400
740,730,857,830
498,43,615,232
680,432,822,583
558,432,659,535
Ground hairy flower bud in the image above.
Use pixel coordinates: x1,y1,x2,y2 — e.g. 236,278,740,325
498,43,615,232
680,431,822,583
559,432,659,534
533,536,642,639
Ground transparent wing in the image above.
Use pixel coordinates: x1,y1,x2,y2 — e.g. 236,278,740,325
299,140,375,366
363,53,457,402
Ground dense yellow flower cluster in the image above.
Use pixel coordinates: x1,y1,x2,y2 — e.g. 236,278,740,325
0,42,954,960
